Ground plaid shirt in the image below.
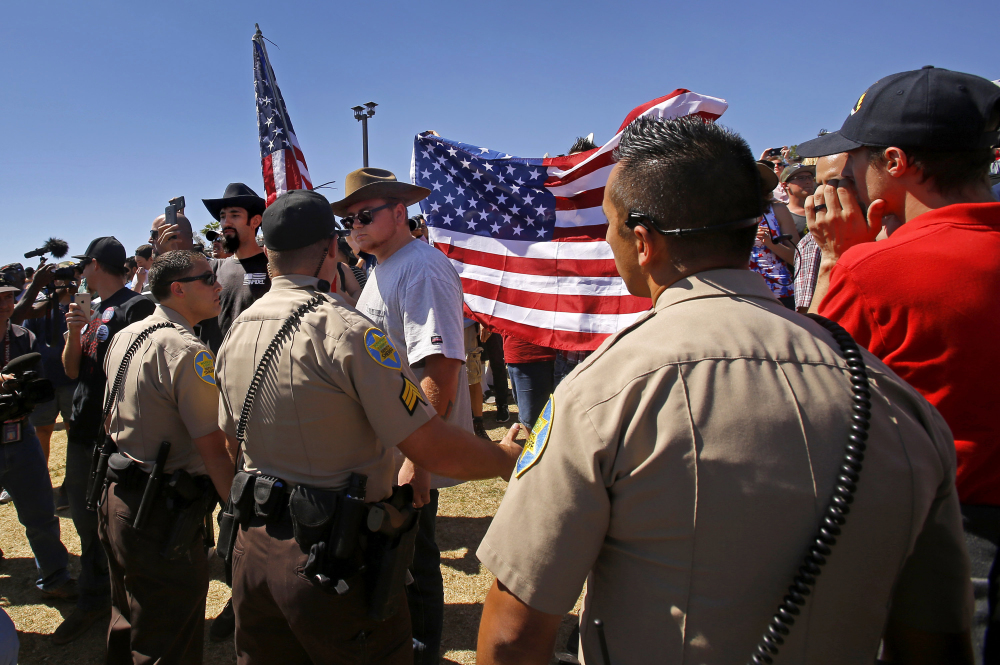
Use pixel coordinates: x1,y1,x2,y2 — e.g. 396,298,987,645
794,232,822,310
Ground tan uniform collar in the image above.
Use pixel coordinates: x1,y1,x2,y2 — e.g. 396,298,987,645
153,304,195,334
269,275,322,291
653,269,778,312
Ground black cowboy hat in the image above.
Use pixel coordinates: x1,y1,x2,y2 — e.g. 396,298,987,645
202,183,267,222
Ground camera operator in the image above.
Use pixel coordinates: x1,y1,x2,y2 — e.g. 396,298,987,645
0,274,75,600
22,268,79,501
10,263,58,325
56,237,155,645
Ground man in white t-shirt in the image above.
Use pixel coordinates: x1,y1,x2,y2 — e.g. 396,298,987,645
333,167,476,665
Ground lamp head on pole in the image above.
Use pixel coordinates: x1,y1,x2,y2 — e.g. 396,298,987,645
363,101,378,118
351,105,366,122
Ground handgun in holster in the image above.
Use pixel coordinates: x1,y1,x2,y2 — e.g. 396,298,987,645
294,474,369,596
86,435,117,512
160,469,217,561
364,484,421,622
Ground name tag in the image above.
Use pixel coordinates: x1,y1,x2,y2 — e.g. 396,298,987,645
2,421,22,444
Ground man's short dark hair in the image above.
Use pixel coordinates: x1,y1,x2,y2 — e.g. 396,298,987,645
610,116,761,263
868,146,995,198
149,250,203,301
125,256,137,270
135,244,153,260
569,136,598,154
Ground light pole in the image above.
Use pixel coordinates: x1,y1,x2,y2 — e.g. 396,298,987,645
352,101,378,167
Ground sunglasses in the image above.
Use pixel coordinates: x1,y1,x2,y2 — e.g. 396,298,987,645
340,202,393,227
625,211,759,237
170,271,217,287
788,174,815,183
76,257,93,269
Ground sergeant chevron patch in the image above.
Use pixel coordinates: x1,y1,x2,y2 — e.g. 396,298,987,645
400,374,427,415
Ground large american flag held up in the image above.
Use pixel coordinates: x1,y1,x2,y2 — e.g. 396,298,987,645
253,26,312,205
411,90,728,351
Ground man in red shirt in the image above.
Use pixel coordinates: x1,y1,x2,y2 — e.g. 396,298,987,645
797,66,1000,663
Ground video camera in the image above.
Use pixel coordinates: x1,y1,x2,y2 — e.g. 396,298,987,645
0,353,54,422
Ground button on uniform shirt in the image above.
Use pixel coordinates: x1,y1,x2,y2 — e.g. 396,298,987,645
216,275,436,501
478,269,972,665
102,305,220,475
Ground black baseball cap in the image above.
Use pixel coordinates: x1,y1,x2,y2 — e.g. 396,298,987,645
205,230,221,242
798,67,1000,158
262,190,339,251
73,236,127,266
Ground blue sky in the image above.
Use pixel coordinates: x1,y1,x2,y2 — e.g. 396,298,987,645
3,0,994,262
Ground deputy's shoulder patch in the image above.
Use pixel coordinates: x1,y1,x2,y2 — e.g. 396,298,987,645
399,373,428,415
193,349,216,385
364,328,402,370
515,395,553,478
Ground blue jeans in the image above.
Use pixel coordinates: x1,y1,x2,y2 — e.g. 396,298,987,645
507,361,555,430
0,421,70,591
407,489,442,665
65,437,111,610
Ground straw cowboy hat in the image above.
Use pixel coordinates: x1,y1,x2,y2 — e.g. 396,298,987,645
329,168,430,217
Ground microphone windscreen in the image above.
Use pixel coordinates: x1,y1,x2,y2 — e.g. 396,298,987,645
45,238,69,259
3,352,41,375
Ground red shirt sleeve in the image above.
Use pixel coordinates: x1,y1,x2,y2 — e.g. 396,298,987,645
817,262,884,356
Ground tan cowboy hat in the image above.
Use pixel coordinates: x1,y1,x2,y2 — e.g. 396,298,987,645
329,168,430,216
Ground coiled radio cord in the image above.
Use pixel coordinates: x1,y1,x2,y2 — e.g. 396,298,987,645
748,314,872,665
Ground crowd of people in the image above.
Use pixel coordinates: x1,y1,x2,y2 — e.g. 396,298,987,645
0,65,998,665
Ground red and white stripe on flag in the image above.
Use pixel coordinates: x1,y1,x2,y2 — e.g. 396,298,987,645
262,134,313,206
429,89,728,352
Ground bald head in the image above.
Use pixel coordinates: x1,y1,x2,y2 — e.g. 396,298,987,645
151,213,194,255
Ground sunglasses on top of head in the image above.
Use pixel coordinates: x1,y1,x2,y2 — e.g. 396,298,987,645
340,202,394,227
170,271,217,287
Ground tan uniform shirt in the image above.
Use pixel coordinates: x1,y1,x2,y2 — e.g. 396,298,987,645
103,305,220,475
478,269,972,665
216,275,435,500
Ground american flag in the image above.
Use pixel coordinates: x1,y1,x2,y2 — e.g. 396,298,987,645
411,90,728,351
253,27,312,206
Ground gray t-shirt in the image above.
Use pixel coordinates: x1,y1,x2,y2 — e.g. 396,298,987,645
790,211,808,236
356,238,472,488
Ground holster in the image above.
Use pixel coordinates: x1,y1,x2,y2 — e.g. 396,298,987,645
364,485,421,622
86,436,117,512
217,471,256,566
160,471,216,561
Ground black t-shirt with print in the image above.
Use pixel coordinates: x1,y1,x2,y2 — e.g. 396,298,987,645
212,253,270,339
69,288,155,444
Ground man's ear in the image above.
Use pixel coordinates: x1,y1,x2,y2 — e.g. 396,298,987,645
632,224,660,268
881,147,911,179
250,214,263,231
169,281,185,300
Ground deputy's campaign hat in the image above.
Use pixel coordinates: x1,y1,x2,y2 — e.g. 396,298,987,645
798,67,1000,157
262,190,338,251
73,237,127,267
0,275,18,294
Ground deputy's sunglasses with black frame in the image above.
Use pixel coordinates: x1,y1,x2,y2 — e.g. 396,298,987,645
340,202,395,227
625,211,760,237
170,271,217,287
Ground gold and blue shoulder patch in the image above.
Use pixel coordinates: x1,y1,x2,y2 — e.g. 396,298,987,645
364,328,402,370
515,395,553,478
193,349,216,385
400,373,428,415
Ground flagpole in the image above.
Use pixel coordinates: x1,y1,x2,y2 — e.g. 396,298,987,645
253,24,294,159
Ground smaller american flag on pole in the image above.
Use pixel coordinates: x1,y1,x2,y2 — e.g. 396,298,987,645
253,26,312,206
